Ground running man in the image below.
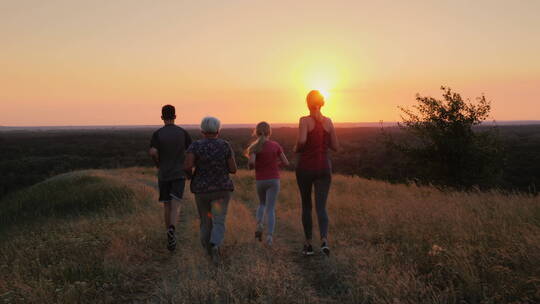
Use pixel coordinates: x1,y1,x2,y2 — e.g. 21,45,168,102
149,105,192,251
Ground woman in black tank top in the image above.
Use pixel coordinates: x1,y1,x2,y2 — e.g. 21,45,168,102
294,90,340,257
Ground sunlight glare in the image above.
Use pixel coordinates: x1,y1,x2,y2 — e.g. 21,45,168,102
316,88,330,100
286,50,355,121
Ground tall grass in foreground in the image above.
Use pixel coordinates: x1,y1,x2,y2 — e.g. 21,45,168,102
1,168,539,303
320,173,540,303
153,170,540,303
0,169,165,303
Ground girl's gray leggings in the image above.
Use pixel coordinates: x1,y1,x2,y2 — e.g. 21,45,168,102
256,179,280,235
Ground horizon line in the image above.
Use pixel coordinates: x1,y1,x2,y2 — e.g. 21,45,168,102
2,120,540,130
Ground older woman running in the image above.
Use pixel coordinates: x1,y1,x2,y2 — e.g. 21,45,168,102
184,116,237,264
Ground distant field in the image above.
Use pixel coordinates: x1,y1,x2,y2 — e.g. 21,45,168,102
1,125,540,200
1,168,539,303
1,120,539,131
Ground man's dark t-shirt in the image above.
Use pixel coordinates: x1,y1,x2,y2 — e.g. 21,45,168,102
150,124,192,181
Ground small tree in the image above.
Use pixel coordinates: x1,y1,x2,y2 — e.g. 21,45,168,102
395,86,503,188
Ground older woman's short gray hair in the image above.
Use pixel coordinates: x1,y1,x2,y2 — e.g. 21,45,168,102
200,116,221,133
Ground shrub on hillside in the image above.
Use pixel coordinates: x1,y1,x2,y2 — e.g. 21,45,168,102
392,86,504,189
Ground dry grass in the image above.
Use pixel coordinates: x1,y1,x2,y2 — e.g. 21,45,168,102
1,168,539,303
0,168,165,303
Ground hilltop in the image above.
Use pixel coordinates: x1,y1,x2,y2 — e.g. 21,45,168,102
1,168,539,303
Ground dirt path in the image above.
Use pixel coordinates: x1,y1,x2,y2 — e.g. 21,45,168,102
113,169,209,303
101,168,349,303
145,192,199,303
233,174,352,303
95,168,200,303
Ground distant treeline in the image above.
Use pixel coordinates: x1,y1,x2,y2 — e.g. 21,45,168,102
1,125,539,199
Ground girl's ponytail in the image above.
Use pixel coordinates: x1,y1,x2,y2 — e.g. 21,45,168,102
245,122,272,157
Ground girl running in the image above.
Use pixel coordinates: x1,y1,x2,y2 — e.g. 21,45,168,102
246,122,289,245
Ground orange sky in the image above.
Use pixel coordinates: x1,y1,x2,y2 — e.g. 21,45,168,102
1,0,539,126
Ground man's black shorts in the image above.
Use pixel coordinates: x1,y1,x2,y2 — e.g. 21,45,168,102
158,178,185,202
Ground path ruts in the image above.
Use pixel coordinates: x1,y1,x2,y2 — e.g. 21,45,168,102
234,176,352,304
100,168,199,303
101,169,352,303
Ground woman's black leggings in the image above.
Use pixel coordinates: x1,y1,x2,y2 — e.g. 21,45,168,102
296,169,331,241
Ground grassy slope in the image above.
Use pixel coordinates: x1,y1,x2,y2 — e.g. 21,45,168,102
1,168,539,303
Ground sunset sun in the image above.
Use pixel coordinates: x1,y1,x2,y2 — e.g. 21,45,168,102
315,88,330,100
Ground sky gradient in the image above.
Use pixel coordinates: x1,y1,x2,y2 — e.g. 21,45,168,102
1,0,539,126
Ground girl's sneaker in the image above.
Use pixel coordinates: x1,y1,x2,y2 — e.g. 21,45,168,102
302,244,314,256
321,242,330,256
255,230,262,242
266,235,273,246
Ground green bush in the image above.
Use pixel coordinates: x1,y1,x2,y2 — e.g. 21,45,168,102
393,86,504,189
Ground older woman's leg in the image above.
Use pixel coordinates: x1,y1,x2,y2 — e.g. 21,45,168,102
209,191,231,247
195,193,212,252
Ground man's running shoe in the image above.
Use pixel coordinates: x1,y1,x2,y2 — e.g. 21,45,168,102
167,228,176,252
302,244,314,256
255,230,262,242
321,242,330,257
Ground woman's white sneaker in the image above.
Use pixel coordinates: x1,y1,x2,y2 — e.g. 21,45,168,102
320,242,330,256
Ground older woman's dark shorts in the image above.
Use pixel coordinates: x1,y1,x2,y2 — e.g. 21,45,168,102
158,178,185,202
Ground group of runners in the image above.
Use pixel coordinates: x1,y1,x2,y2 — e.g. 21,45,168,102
149,90,339,263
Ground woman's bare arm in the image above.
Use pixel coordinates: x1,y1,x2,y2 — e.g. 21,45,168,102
183,152,195,179
248,153,256,170
294,117,309,152
227,145,237,174
279,151,290,167
228,157,237,174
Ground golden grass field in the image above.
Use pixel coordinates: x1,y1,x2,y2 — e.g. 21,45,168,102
1,168,539,303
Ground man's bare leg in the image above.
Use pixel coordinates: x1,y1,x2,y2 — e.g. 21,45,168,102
168,199,180,227
163,200,181,226
163,201,172,229
164,201,179,251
